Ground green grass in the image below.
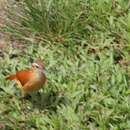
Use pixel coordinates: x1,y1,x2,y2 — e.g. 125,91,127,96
0,0,130,129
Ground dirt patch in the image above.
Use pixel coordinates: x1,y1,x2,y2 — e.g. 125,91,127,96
0,0,25,53
0,0,7,27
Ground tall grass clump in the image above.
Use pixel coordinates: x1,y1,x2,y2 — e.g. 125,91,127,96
5,0,129,46
7,0,88,36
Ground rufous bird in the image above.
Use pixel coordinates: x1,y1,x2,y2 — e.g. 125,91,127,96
6,59,46,96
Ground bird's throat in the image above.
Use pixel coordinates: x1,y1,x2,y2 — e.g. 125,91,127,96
33,68,46,79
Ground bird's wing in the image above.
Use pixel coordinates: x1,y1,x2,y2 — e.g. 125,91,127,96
16,69,33,86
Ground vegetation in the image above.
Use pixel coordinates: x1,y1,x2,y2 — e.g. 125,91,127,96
0,0,130,129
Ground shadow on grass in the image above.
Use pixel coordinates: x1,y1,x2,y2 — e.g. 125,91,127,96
26,90,71,111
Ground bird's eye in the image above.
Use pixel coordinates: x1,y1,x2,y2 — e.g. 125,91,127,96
35,65,39,68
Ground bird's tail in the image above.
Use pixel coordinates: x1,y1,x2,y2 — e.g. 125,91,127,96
6,74,16,80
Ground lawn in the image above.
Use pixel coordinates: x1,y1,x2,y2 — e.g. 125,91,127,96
0,0,130,130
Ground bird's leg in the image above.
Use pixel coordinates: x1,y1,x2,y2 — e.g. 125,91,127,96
21,90,27,98
15,80,27,98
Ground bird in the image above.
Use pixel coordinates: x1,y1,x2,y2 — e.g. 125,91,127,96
6,59,46,97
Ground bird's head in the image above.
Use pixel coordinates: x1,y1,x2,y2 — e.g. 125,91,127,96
32,59,46,74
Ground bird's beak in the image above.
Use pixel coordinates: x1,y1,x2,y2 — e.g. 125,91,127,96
32,63,38,68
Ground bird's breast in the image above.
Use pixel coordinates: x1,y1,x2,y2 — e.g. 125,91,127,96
31,69,46,86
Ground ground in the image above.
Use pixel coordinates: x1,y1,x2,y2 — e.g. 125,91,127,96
0,0,130,130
